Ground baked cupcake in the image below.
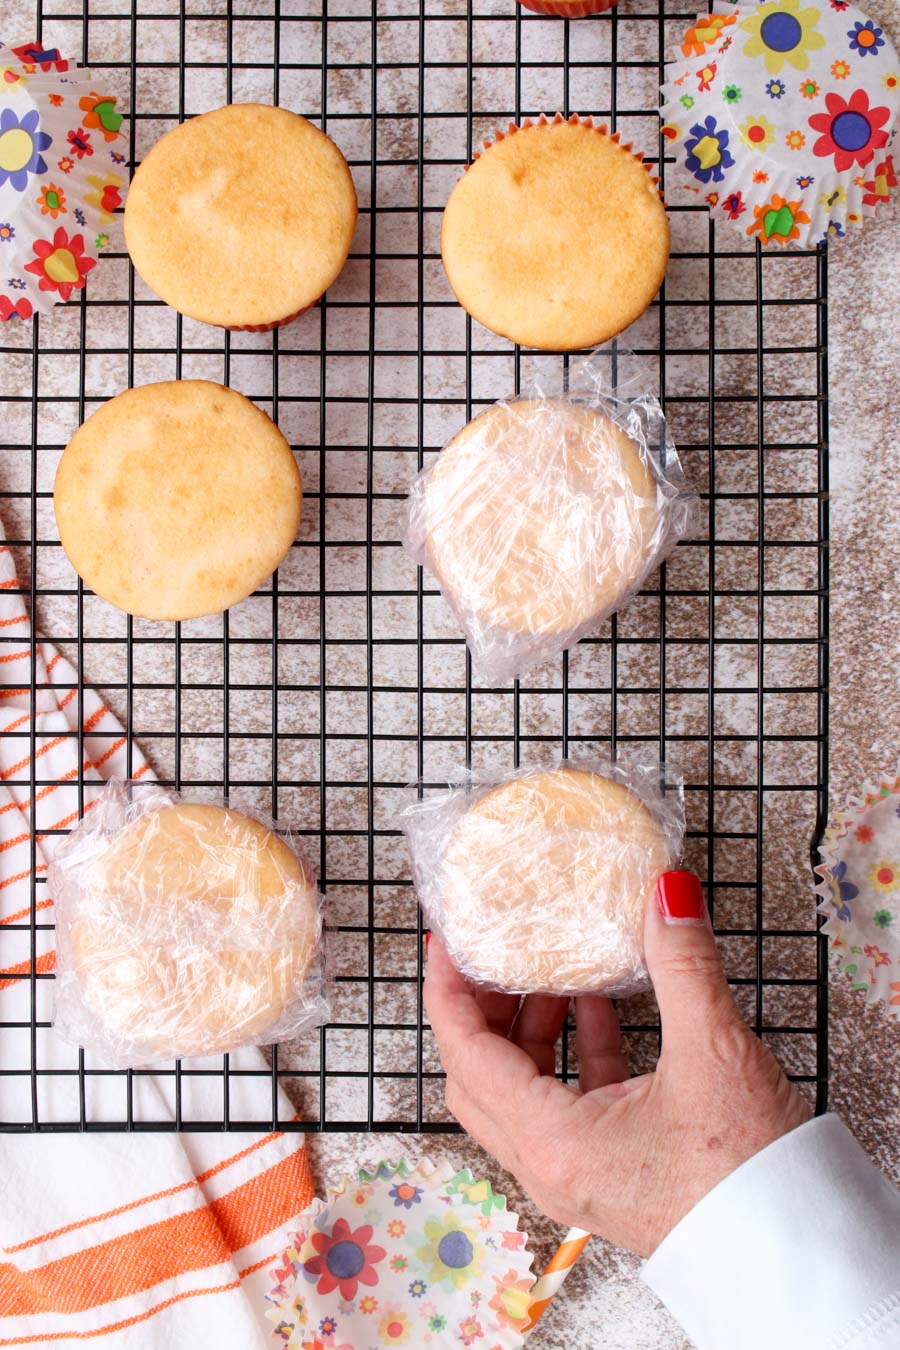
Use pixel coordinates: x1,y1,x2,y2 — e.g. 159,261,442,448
54,380,302,621
124,103,357,330
404,395,690,682
52,800,324,1064
406,765,677,995
441,113,668,350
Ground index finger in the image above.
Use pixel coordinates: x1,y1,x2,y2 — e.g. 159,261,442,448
423,935,542,1107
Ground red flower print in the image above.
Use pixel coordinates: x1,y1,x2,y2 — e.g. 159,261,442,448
855,823,874,843
890,982,900,1006
0,295,33,321
303,1218,386,1300
24,227,96,302
862,155,897,207
864,944,891,968
66,128,93,159
809,90,891,172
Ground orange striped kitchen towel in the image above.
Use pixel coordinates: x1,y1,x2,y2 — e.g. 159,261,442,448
0,525,315,1346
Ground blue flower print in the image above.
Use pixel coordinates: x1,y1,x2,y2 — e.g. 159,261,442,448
684,115,735,184
766,78,787,99
74,207,86,226
409,1278,427,1298
8,278,26,290
389,1180,423,1209
796,174,815,188
0,108,52,192
830,861,858,920
848,20,884,58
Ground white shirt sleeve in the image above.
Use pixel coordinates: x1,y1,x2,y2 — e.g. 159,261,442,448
641,1114,900,1350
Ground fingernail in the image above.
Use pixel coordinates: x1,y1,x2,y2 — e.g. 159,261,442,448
657,871,705,924
424,931,431,956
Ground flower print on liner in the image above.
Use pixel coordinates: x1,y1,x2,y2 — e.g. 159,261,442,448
847,20,884,59
458,1315,483,1347
766,77,787,98
800,78,820,98
829,860,859,921
723,83,742,104
874,909,894,930
862,155,897,206
377,1306,412,1344
809,89,891,170
685,115,735,182
36,182,66,218
868,860,900,895
388,1181,423,1210
24,227,95,301
0,107,52,191
415,1211,485,1292
488,1269,533,1333
738,113,777,151
0,223,14,242
722,190,747,218
303,1218,387,1300
740,0,827,75
786,129,807,149
746,193,811,245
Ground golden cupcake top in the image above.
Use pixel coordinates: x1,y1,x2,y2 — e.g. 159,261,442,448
54,380,302,621
441,113,669,351
124,103,357,328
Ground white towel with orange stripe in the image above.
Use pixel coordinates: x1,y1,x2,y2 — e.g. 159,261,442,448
0,529,315,1346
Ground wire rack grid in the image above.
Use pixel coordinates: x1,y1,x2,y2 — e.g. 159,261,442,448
0,0,829,1133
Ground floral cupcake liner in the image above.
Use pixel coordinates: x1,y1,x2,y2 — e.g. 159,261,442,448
470,111,663,196
814,763,900,1017
660,1,899,246
0,37,128,318
264,1158,536,1349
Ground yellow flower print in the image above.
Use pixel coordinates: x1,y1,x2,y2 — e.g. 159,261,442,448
415,1211,485,1291
819,184,847,209
741,0,826,74
739,114,777,152
831,59,851,79
377,1307,412,1344
869,860,899,895
785,129,806,151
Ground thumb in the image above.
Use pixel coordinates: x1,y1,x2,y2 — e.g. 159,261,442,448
643,870,737,1051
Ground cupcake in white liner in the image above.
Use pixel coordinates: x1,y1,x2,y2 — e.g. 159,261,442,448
814,763,900,1017
0,38,128,319
660,0,899,246
264,1158,536,1348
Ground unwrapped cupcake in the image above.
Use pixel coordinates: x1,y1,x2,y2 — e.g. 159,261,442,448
660,0,900,245
403,362,694,683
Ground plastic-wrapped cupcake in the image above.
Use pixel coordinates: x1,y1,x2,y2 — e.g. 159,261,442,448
403,371,693,683
660,1,900,245
441,112,668,350
0,38,128,319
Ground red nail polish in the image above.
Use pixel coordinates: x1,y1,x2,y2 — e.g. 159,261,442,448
657,870,704,921
424,931,431,953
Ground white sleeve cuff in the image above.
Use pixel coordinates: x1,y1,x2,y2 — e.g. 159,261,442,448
641,1115,900,1350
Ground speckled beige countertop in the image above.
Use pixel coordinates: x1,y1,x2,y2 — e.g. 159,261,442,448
3,0,899,1345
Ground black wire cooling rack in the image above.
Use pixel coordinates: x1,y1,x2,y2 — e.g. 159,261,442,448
0,0,829,1132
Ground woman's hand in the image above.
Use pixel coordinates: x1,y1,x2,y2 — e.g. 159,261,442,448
423,870,811,1257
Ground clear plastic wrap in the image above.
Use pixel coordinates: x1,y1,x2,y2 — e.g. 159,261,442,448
403,355,695,684
49,780,329,1068
403,756,684,997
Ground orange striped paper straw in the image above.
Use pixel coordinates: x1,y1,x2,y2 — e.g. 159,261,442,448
523,1226,591,1332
